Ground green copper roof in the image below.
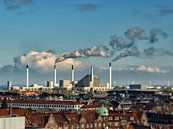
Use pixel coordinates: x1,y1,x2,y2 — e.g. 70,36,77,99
97,105,109,116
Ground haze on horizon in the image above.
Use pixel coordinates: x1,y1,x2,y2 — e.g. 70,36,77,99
0,0,173,85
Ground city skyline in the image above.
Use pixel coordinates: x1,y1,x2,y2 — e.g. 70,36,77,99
0,0,173,85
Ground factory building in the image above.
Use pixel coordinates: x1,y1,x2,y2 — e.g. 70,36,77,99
76,64,112,91
77,74,100,90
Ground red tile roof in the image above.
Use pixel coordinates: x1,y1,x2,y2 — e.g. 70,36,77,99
81,104,101,109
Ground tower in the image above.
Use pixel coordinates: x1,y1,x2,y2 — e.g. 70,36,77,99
54,64,57,86
26,65,29,88
71,65,75,85
109,62,112,90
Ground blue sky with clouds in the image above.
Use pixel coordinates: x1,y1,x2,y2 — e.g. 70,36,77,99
0,0,173,85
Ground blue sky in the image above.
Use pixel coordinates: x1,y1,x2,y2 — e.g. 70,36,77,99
0,0,173,85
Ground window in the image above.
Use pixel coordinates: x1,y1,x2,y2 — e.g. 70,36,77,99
81,124,85,128
115,117,119,120
130,116,134,121
109,117,113,120
98,123,102,127
90,123,93,128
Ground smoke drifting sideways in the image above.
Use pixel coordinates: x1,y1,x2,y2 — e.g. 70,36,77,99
55,45,111,63
55,27,170,64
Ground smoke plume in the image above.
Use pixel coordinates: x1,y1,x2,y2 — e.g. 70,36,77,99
54,27,169,63
125,27,148,43
109,35,127,50
55,45,110,63
150,28,168,43
143,47,173,58
112,47,141,62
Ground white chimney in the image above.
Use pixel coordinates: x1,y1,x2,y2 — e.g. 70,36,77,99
91,66,94,81
71,65,75,84
26,65,29,88
7,81,11,91
54,64,57,86
109,62,112,90
89,66,94,88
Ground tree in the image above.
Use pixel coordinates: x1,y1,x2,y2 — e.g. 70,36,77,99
1,98,8,109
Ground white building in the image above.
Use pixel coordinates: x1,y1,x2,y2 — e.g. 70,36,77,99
4,100,84,111
0,116,25,129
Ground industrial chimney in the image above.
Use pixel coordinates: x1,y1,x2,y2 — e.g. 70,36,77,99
71,65,75,84
90,66,94,88
7,81,11,91
109,62,112,90
54,64,57,86
26,65,29,88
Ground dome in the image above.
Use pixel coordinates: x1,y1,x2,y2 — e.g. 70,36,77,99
97,105,109,116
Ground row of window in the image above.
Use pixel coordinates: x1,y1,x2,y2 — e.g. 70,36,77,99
12,103,79,109
57,122,122,129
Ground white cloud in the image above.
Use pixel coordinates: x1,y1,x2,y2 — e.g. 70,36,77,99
136,65,167,73
4,51,84,73
98,64,167,74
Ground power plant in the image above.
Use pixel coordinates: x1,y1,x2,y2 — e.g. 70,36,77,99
11,62,114,91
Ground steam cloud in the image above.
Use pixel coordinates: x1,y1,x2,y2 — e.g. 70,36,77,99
150,28,168,43
112,47,141,62
55,27,170,63
144,47,173,58
55,45,110,63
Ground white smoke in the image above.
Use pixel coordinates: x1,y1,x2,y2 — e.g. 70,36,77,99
55,45,110,63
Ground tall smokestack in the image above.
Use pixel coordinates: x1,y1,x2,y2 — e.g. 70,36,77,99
91,66,94,81
90,66,94,87
71,65,75,84
7,81,11,91
54,64,57,86
109,62,112,90
26,65,29,88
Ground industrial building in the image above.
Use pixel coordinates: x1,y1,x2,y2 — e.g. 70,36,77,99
9,62,113,92
76,63,112,91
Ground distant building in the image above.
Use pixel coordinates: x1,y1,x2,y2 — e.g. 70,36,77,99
47,81,54,88
59,80,72,90
0,100,83,111
22,84,52,91
77,74,100,90
142,112,173,129
7,81,11,91
129,84,147,90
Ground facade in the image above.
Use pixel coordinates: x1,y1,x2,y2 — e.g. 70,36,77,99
145,112,173,129
0,116,25,129
77,74,109,91
59,80,72,90
0,107,151,129
1,100,84,111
